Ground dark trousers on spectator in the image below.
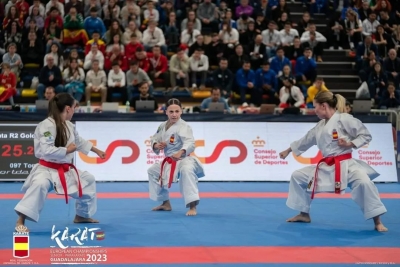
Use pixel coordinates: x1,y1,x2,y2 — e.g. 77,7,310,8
305,42,324,58
107,86,128,103
201,20,219,33
328,31,345,49
239,86,263,106
296,68,317,84
191,71,207,87
346,32,362,50
263,89,279,105
150,71,169,89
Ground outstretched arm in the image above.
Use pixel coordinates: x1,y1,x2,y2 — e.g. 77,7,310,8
279,123,318,159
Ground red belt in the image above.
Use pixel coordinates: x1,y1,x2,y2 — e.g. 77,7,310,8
39,159,82,204
159,157,177,188
311,153,352,199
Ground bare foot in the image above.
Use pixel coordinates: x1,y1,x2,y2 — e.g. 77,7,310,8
73,215,99,223
15,214,29,232
286,212,311,223
152,200,172,211
186,208,197,216
186,202,197,216
374,216,388,232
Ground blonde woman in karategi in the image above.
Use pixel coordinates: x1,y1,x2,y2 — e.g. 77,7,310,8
279,91,388,232
14,93,106,232
148,98,204,216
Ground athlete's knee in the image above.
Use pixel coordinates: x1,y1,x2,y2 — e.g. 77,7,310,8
350,171,372,188
83,172,96,184
147,164,160,177
31,178,51,193
180,165,195,176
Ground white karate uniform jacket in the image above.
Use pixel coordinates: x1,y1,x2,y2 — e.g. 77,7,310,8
290,112,379,193
151,119,204,187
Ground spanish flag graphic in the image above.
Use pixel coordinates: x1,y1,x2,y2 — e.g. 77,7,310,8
96,231,105,241
13,235,29,258
332,129,338,140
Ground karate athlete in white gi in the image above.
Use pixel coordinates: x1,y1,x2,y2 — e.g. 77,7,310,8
279,91,388,232
14,93,106,232
148,98,204,216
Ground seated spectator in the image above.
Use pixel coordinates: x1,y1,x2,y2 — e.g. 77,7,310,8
189,48,209,89
362,11,380,37
261,21,280,58
44,7,64,29
295,47,317,84
200,88,230,113
359,51,379,82
327,11,344,50
44,18,63,52
84,0,101,18
37,54,64,100
196,0,219,33
356,35,378,69
358,0,372,22
228,44,249,73
270,47,291,76
21,32,44,65
83,7,106,39
368,62,388,104
102,0,120,29
123,20,142,45
46,0,64,17
207,33,225,66
255,61,278,105
2,43,23,78
169,48,190,90
65,0,83,16
44,42,64,71
236,14,254,34
236,0,253,19
23,18,43,40
296,11,311,37
63,6,88,46
64,49,83,68
383,49,400,88
44,86,56,100
126,60,153,100
180,21,201,50
63,58,85,102
4,21,23,52
279,21,299,49
85,59,107,103
239,21,257,49
219,20,240,55
3,6,23,30
103,19,123,45
188,34,208,57
84,43,105,70
236,61,258,105
0,63,17,107
248,34,266,69
148,45,168,85
143,1,159,24
374,25,390,57
106,34,125,54
378,10,395,35
132,47,151,72
277,64,295,88
107,60,127,102
379,82,400,109
306,77,329,107
279,77,305,108
130,82,159,111
25,7,44,30
29,0,46,18
142,20,167,55
212,58,234,99
181,10,202,33
343,9,363,55
104,44,128,71
285,37,304,66
85,31,106,55
300,23,327,62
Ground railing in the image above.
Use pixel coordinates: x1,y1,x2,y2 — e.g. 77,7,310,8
370,109,399,131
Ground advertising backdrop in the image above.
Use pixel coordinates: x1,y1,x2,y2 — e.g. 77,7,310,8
74,121,397,182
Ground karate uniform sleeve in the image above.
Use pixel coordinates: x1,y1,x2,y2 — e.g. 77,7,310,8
68,121,93,155
339,113,372,149
151,123,164,155
179,124,195,155
35,120,67,160
290,123,318,156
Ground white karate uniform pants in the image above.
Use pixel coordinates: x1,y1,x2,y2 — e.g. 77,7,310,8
286,166,387,220
14,169,97,222
148,157,200,208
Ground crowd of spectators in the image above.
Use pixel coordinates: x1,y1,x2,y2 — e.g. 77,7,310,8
0,0,399,112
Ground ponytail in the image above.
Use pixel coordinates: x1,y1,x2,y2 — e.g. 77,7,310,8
334,94,347,113
48,94,73,147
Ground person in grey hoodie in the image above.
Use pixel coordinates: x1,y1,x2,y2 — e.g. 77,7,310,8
196,0,219,33
126,60,153,100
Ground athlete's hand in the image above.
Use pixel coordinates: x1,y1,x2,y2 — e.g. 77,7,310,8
66,143,77,154
279,148,291,159
338,138,353,148
171,150,183,161
96,149,106,159
154,142,167,150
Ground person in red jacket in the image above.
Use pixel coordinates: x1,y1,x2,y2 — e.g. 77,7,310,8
148,45,168,88
104,44,128,72
125,33,144,61
133,47,151,73
0,63,18,108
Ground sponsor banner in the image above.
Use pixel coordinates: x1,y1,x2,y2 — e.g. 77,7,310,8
74,122,397,182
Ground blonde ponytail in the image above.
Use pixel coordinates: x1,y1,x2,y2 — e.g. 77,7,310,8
335,94,347,113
